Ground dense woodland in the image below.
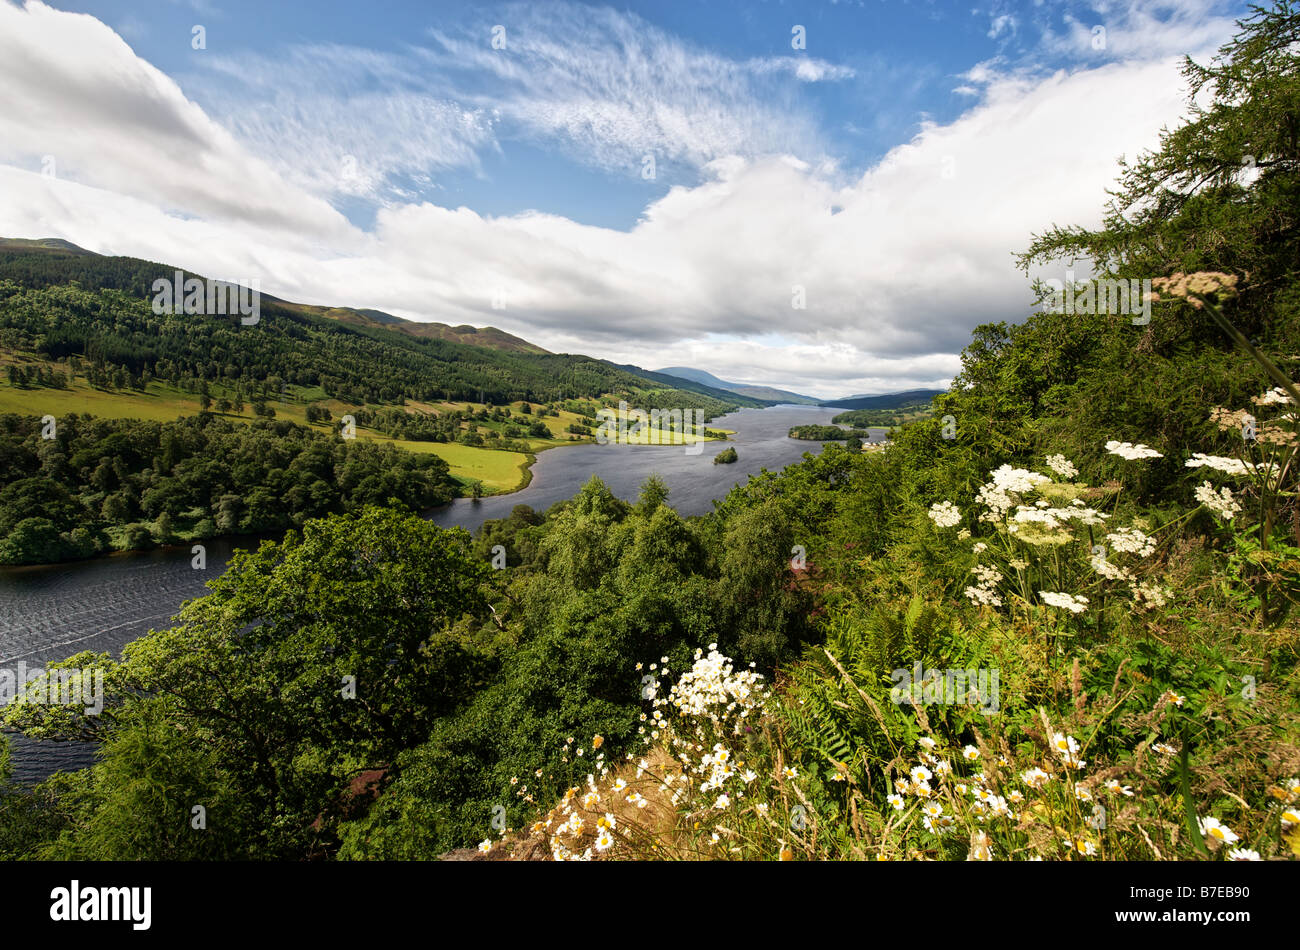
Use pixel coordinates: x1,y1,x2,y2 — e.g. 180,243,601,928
832,407,931,428
788,424,875,441
0,413,459,564
1,5,1299,861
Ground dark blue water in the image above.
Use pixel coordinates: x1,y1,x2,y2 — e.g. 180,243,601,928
0,405,873,783
0,536,261,782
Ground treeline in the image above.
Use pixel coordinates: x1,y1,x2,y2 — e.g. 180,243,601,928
0,412,458,565
831,407,925,427
370,404,553,449
788,424,874,441
4,363,71,389
633,388,746,417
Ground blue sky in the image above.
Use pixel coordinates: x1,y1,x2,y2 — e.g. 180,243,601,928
0,0,1254,397
79,0,1155,227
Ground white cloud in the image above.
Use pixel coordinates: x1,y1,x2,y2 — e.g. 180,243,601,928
147,0,858,215
415,4,840,174
989,14,1018,39
0,0,1228,396
0,1,350,241
194,45,499,202
1033,0,1238,63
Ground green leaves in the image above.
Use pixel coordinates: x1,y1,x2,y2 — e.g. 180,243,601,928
1178,737,1211,859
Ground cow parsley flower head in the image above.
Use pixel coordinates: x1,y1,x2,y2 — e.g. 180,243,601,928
1150,271,1240,308
927,500,962,528
1253,386,1294,406
1106,440,1163,460
1045,454,1078,478
965,563,1004,607
1040,591,1089,614
989,465,1051,493
1194,481,1242,520
1107,526,1156,557
1185,453,1251,476
975,484,1014,522
1131,582,1170,610
1090,551,1133,582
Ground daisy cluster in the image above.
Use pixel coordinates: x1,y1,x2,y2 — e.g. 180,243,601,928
880,727,1270,860
665,645,768,733
526,647,787,860
519,737,620,861
891,737,1016,848
654,649,786,853
888,733,1138,859
1203,776,1300,860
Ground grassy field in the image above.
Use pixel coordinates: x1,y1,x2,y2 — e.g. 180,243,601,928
0,374,535,493
1,362,732,495
381,438,532,493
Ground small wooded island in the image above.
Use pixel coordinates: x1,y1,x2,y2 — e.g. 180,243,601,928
788,424,874,441
713,446,738,464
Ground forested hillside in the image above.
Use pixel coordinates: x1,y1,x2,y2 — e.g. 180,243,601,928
0,247,758,409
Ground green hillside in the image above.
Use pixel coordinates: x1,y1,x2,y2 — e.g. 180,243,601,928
0,244,755,411
0,246,749,563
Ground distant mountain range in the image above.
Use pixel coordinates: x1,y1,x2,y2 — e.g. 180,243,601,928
654,366,822,404
818,389,945,410
655,366,944,410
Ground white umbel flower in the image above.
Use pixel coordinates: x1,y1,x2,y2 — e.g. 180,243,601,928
1194,481,1242,519
1106,440,1163,460
1045,454,1078,478
1040,591,1089,614
927,501,962,528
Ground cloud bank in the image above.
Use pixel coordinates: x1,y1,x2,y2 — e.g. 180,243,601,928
0,0,1238,398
